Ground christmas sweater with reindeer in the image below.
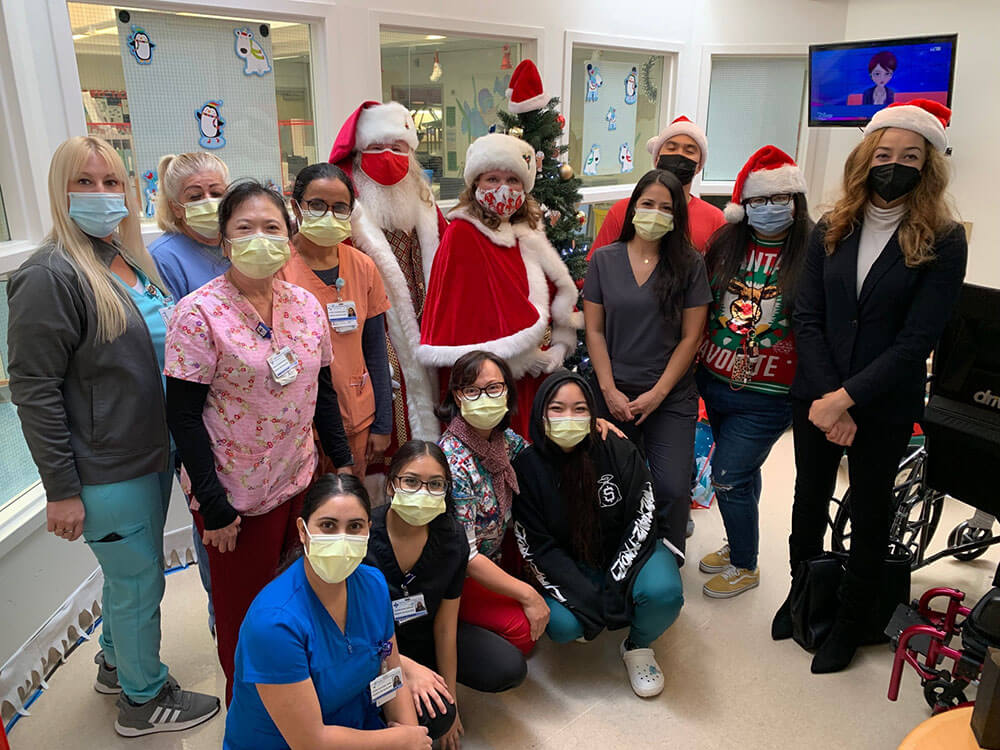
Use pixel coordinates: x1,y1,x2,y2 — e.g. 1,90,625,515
698,235,797,395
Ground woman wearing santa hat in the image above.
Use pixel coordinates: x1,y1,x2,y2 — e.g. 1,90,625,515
418,132,583,439
774,100,967,673
696,146,812,600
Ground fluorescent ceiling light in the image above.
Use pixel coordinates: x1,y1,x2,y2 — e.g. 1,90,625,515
424,35,446,40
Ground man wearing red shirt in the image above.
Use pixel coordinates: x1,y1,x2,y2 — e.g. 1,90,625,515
588,116,724,258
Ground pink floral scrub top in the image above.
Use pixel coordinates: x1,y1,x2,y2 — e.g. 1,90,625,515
164,275,333,516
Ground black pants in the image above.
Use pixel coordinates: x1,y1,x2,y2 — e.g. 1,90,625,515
788,399,912,579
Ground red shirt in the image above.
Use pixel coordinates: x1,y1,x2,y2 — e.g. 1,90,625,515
588,194,725,259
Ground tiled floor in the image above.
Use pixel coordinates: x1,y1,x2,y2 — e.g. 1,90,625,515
9,432,999,749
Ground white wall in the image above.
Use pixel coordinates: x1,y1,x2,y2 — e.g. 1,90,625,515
817,0,999,287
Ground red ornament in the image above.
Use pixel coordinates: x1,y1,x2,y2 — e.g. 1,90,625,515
575,278,585,290
557,113,566,129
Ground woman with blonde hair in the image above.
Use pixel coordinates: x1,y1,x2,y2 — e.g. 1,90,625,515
149,151,230,299
774,100,968,673
7,135,220,735
419,133,582,438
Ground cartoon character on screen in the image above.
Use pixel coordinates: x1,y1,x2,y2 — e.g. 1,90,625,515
196,101,225,149
618,142,634,174
606,106,617,131
624,66,638,105
862,51,897,106
585,63,604,102
141,170,158,218
584,144,601,176
126,25,155,65
234,27,272,76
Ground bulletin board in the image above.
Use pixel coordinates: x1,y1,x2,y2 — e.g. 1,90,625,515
116,9,281,191
579,60,640,178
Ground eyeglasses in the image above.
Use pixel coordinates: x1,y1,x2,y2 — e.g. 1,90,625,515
394,475,449,496
744,194,793,209
459,382,507,401
298,198,352,220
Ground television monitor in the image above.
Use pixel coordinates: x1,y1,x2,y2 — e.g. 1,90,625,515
809,34,957,127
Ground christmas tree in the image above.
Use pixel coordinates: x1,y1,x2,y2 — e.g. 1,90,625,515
497,92,590,370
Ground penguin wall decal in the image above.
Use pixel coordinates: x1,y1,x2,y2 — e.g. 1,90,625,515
126,25,155,65
196,101,226,149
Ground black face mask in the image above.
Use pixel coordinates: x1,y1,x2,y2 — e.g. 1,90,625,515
656,154,698,186
867,163,921,203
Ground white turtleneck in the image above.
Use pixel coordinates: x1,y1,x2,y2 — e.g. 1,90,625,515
857,201,907,296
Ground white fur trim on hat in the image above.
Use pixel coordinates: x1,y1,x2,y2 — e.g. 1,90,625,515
723,203,746,223
741,164,808,200
645,116,709,168
863,105,948,152
356,102,419,152
463,133,536,192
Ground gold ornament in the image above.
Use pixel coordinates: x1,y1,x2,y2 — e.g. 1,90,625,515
576,210,587,225
508,126,524,139
559,163,574,180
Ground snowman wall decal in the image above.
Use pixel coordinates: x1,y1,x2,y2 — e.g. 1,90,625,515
585,63,604,103
618,142,634,173
126,26,155,65
234,28,272,76
606,106,617,131
196,101,226,149
141,170,158,217
624,66,638,105
583,144,601,176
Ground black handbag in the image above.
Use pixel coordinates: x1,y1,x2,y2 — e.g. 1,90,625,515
790,545,912,651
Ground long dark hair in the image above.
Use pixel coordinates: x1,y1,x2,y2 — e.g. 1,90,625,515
540,378,602,566
435,349,518,429
292,162,355,207
703,193,813,311
385,440,456,517
617,169,696,322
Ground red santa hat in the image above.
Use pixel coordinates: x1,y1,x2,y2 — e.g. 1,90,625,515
506,59,547,114
328,101,419,167
724,145,807,223
464,133,536,192
862,99,951,153
646,115,709,168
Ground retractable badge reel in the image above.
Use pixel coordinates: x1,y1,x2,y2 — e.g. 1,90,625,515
369,639,403,707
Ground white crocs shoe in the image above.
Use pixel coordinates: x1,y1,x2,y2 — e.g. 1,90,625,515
620,638,664,698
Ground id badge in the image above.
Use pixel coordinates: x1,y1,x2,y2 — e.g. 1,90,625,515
392,593,428,624
369,666,403,707
327,301,359,333
731,353,752,386
267,346,299,386
158,304,175,327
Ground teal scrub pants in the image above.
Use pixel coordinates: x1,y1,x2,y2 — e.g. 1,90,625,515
544,543,684,648
80,466,173,702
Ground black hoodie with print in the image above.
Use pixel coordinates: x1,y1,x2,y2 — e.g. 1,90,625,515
512,370,658,640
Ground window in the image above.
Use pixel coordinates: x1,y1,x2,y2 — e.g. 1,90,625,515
67,3,317,210
568,46,665,188
380,30,523,201
703,56,807,183
0,277,40,512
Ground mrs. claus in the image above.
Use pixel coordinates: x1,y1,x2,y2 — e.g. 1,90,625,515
419,133,582,437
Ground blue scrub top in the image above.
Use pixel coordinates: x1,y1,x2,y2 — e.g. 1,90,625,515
149,230,229,300
115,267,171,385
223,559,395,750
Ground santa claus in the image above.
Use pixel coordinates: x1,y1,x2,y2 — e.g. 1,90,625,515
418,133,582,437
329,101,447,459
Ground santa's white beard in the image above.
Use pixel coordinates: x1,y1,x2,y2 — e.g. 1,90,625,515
353,160,433,234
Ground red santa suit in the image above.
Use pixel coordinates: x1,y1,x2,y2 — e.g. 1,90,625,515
418,133,582,438
329,101,446,464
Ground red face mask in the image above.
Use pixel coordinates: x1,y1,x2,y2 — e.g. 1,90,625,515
360,149,409,186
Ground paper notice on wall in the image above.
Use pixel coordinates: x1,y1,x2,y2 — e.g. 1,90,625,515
580,60,639,177
117,10,281,190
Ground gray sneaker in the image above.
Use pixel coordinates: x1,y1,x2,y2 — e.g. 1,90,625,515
94,651,120,695
114,677,220,737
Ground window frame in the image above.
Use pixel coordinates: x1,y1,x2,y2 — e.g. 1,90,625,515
561,31,683,208
0,0,336,552
695,43,812,197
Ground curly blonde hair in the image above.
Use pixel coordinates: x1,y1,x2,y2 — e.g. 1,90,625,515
454,183,542,231
824,129,956,267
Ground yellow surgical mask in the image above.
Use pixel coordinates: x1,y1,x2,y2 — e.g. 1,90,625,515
228,233,290,278
545,416,591,450
303,529,368,584
183,198,221,239
632,209,674,242
391,490,446,527
460,393,508,431
298,213,352,247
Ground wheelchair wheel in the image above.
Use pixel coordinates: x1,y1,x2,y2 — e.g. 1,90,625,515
947,522,993,561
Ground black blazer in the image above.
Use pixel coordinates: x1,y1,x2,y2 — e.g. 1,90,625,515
791,218,967,423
